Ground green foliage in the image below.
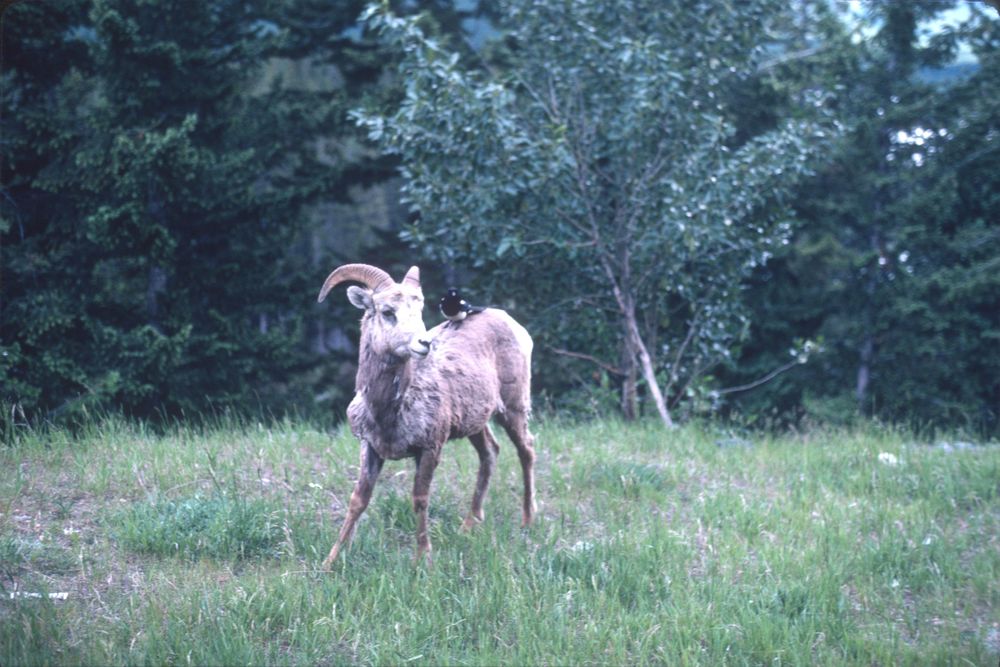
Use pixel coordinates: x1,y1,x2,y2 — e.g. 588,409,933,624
0,0,996,434
724,2,1000,434
2,0,300,419
355,0,829,424
0,0,506,424
0,0,402,421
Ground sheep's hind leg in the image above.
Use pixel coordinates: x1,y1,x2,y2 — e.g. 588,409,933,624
463,427,500,531
497,410,536,527
412,449,440,563
322,443,383,570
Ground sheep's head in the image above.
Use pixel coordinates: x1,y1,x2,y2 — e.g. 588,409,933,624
318,264,430,359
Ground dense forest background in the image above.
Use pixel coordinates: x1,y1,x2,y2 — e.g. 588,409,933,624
1,0,997,434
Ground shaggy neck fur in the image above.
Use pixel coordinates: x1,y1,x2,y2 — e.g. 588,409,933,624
356,327,414,436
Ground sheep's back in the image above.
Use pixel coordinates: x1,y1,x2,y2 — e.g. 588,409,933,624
421,309,533,439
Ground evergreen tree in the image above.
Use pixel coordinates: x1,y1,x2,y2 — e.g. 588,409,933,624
2,0,313,418
2,0,105,415
726,1,1000,432
0,0,505,421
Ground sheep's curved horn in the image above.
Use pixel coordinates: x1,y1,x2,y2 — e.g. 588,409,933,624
317,264,394,303
402,266,421,288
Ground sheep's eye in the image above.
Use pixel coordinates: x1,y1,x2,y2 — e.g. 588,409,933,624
381,308,396,321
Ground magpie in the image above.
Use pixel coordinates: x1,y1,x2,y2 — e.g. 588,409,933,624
439,287,485,323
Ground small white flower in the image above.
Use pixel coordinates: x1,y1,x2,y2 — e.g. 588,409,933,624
878,452,899,466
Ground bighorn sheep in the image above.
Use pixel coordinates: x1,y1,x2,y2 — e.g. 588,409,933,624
317,263,536,567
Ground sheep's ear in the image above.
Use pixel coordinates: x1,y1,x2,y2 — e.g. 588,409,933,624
346,286,373,310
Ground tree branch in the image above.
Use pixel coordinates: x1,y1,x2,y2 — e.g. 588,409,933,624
536,293,614,319
666,305,702,389
756,45,829,73
548,346,624,377
714,357,804,396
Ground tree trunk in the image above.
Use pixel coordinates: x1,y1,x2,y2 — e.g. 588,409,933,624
146,265,167,332
602,257,674,429
856,334,873,411
856,227,880,413
620,335,638,420
623,309,674,429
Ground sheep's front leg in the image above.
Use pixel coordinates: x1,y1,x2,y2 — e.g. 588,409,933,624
412,449,440,563
322,442,383,570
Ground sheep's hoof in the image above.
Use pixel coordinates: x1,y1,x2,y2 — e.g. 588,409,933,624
320,544,342,571
461,513,484,532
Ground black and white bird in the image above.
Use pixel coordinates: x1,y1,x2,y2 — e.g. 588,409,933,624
439,287,485,323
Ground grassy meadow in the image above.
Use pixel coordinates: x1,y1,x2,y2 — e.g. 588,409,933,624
1,416,998,665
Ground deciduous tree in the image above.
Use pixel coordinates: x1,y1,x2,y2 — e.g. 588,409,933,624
355,0,825,427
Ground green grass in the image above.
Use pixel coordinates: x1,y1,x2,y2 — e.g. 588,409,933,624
1,417,998,665
113,492,286,560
